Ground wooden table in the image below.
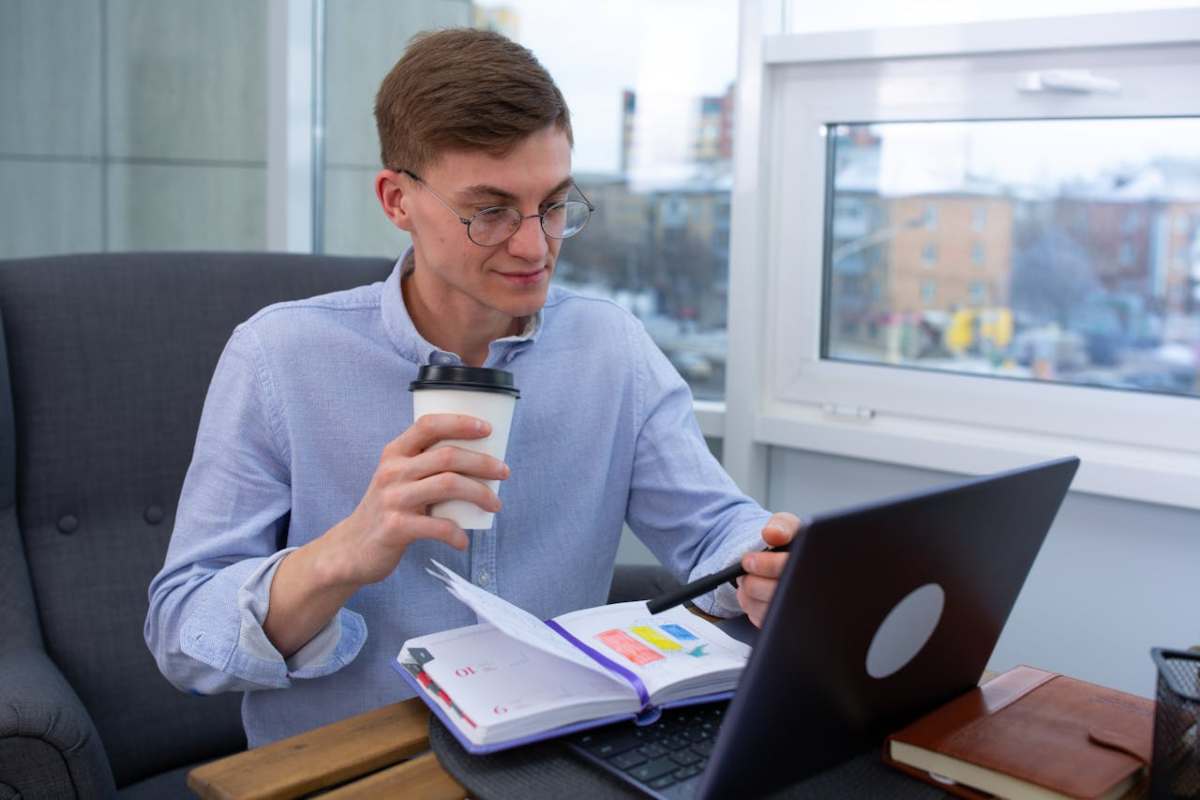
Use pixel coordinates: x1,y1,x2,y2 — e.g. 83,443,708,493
189,616,986,799
188,696,466,799
190,607,728,799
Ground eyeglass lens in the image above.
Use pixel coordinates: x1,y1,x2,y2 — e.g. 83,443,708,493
468,202,591,246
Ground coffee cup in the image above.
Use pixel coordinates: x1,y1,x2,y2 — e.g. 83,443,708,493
409,365,520,530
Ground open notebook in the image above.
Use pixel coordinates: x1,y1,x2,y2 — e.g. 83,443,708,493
393,560,751,754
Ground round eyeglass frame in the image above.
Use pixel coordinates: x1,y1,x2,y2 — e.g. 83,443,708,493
392,167,595,247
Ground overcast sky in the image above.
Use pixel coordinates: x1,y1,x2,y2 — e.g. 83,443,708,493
476,0,1200,187
476,0,738,176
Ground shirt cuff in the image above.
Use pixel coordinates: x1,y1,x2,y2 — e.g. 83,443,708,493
687,517,771,618
180,548,367,690
236,548,367,681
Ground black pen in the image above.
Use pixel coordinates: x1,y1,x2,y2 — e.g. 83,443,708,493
645,543,792,615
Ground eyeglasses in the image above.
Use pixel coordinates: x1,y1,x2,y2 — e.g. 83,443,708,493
392,168,594,247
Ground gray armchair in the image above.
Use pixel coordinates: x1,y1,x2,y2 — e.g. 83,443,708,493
0,252,678,798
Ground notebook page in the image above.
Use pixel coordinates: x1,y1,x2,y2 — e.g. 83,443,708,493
426,560,621,685
401,623,635,742
552,602,751,699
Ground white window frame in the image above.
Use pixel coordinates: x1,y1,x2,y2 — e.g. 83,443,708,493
725,6,1200,509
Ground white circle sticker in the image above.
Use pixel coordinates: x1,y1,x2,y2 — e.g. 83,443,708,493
865,583,945,680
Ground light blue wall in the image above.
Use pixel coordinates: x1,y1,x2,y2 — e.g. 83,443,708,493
766,447,1200,699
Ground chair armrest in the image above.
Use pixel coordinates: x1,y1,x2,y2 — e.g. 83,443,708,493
0,647,115,798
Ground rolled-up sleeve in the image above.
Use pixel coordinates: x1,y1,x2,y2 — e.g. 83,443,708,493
145,326,366,694
623,320,771,617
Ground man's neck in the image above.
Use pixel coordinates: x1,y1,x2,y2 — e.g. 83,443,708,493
401,269,522,367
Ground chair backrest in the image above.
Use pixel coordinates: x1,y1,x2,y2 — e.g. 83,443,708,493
0,252,395,787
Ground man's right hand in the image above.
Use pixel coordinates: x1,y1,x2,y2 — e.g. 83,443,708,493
263,413,508,658
323,413,509,586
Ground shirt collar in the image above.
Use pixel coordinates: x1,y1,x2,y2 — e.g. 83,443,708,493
380,247,543,366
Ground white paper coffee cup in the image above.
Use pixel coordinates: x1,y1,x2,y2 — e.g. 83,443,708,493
409,365,519,530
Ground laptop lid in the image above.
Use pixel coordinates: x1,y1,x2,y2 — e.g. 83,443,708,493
697,457,1080,799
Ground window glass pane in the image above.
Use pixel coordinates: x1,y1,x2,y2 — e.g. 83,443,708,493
0,0,268,258
824,119,1200,398
784,0,1200,33
474,0,736,401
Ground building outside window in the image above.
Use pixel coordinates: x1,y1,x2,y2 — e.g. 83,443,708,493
825,118,1200,397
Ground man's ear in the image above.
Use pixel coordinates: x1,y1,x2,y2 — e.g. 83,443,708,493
375,169,414,232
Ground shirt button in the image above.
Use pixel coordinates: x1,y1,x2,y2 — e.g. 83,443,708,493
57,515,79,534
144,505,165,525
478,571,490,586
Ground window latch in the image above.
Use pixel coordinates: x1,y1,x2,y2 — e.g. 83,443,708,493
822,403,876,421
1017,70,1121,95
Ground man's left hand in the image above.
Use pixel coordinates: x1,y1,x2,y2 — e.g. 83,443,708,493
737,512,802,628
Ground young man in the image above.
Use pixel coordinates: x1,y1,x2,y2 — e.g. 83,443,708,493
146,28,798,747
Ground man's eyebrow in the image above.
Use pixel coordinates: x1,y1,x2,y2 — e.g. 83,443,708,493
456,177,573,204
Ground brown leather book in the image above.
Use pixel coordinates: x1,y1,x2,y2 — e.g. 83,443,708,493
883,666,1155,800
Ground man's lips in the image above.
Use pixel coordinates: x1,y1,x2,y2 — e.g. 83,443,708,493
496,268,546,278
494,267,549,285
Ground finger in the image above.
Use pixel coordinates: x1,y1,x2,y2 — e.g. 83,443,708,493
736,586,768,627
403,445,510,482
738,574,777,605
401,472,502,513
741,550,788,579
762,512,802,547
403,515,469,550
391,414,491,456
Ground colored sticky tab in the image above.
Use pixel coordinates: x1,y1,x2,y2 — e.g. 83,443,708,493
631,625,683,651
598,629,664,665
660,623,698,642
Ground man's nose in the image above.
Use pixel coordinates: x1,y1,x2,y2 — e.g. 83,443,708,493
506,213,549,261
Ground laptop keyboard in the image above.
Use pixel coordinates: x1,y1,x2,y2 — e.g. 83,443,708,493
569,703,725,794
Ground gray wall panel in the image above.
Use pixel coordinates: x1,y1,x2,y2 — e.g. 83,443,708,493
322,166,410,258
106,163,266,251
106,0,266,161
0,162,103,258
0,1,103,157
322,0,471,169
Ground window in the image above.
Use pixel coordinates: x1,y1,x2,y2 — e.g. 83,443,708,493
1119,241,1135,266
923,204,939,230
921,279,938,305
823,118,1199,396
318,1,738,403
969,280,989,305
972,206,988,232
747,9,1200,509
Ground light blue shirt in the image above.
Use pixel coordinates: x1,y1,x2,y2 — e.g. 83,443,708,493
145,253,770,747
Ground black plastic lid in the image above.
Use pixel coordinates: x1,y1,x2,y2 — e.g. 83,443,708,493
409,365,520,398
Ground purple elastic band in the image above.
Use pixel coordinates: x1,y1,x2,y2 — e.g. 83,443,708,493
544,619,651,711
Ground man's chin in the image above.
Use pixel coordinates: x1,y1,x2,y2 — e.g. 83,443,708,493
490,274,551,316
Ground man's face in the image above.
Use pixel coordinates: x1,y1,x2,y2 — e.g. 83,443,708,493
395,125,573,321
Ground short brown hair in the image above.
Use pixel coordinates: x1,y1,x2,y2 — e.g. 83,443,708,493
374,28,573,173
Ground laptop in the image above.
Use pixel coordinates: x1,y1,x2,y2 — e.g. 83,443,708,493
568,456,1080,799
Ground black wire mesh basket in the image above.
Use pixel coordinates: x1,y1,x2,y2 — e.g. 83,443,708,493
1150,648,1200,800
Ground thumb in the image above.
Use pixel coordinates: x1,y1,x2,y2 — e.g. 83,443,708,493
762,512,800,547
